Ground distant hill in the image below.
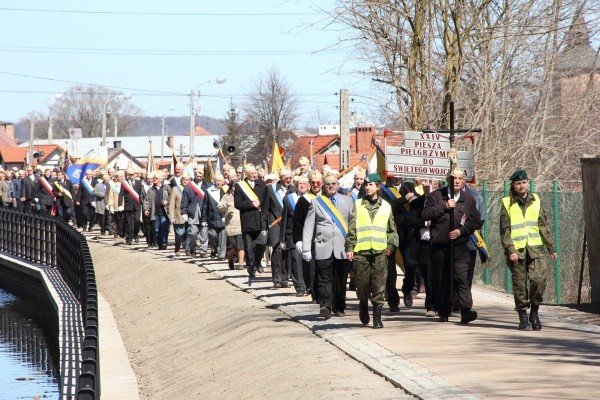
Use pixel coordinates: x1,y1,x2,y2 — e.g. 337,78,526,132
14,115,226,143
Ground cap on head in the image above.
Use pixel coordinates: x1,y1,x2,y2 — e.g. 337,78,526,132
510,169,528,182
365,173,381,183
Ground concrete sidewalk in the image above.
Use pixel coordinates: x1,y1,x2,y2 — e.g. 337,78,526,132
89,234,600,399
194,257,600,400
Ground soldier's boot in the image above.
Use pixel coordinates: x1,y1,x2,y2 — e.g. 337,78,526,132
373,304,383,329
529,306,542,331
518,310,532,331
359,300,370,325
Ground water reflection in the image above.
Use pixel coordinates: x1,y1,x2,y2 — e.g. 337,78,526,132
0,286,60,399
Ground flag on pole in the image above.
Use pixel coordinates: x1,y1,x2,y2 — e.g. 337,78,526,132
170,151,179,175
147,139,155,175
204,157,214,183
270,141,285,174
367,147,385,177
66,146,108,184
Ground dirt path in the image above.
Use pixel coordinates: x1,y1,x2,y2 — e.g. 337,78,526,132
90,241,413,400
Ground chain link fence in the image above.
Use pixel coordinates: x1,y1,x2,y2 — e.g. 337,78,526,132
474,183,589,305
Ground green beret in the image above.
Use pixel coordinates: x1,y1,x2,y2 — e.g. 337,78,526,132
510,169,528,182
365,173,381,183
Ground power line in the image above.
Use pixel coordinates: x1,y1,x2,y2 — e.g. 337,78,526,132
0,45,340,56
0,7,322,17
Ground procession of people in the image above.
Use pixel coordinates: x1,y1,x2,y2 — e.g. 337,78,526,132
0,154,556,332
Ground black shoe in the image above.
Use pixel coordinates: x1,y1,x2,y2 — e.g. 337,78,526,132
228,259,235,270
248,269,256,278
518,310,532,331
296,292,306,297
389,305,400,313
529,306,542,331
134,237,139,243
320,307,331,320
257,266,265,273
125,241,132,245
403,295,413,308
273,283,281,288
333,311,346,317
280,282,289,288
439,315,449,322
373,304,383,329
460,309,478,324
359,300,370,325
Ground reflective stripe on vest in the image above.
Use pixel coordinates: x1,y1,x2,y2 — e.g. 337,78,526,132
502,193,543,249
353,199,392,252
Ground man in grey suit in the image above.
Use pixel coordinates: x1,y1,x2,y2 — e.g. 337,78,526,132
302,172,354,320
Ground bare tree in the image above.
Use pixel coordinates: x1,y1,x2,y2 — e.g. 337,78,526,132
327,0,600,185
243,66,299,164
32,85,142,139
222,101,251,168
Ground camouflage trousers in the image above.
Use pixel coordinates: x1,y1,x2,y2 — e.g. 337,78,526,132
508,252,548,310
354,253,388,305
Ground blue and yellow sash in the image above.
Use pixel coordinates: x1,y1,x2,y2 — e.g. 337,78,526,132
272,182,284,208
316,196,348,238
287,192,298,210
470,230,490,267
81,178,94,196
381,185,401,200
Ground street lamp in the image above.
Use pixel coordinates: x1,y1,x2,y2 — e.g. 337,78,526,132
101,93,132,147
189,78,226,159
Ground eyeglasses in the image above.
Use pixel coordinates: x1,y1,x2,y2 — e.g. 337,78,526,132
324,182,338,186
309,181,322,185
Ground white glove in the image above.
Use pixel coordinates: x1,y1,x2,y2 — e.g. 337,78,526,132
34,198,39,202
181,214,188,221
91,201,96,208
260,230,267,238
118,206,124,212
280,242,287,251
295,241,302,251
302,251,312,262
202,222,208,227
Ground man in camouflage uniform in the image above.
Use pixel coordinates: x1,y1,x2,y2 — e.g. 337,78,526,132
346,173,398,329
500,169,556,331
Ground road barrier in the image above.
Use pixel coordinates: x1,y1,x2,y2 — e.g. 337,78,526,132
0,208,100,400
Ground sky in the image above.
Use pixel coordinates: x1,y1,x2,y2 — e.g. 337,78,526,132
0,0,384,128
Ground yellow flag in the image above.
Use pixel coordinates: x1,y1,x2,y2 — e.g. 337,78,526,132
270,141,285,174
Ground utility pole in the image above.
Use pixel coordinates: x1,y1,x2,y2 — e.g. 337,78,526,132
113,116,118,141
339,88,350,171
47,116,53,145
161,115,166,162
28,111,35,166
189,90,195,161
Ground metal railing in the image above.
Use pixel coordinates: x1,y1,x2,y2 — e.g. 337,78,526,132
0,208,100,399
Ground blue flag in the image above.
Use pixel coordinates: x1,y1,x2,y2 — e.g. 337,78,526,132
66,146,108,184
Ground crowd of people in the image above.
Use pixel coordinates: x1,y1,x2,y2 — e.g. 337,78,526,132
0,158,556,331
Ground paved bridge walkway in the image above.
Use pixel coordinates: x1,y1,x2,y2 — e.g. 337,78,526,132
88,233,600,400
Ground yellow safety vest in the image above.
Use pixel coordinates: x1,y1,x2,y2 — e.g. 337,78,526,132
502,193,543,249
354,199,392,252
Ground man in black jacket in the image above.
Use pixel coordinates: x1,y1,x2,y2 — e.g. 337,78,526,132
263,168,295,288
234,164,268,277
205,173,227,260
75,169,97,231
118,168,143,245
422,168,481,323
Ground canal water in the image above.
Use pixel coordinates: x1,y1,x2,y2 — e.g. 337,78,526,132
0,286,60,399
